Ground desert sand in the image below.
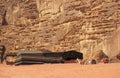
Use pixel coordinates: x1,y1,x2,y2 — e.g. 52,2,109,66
0,63,120,78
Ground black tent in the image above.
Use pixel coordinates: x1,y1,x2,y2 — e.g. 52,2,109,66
5,50,83,65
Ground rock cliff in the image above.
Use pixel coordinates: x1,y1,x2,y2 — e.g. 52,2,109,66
0,0,120,57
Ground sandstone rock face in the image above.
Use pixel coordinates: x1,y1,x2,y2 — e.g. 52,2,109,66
101,27,120,57
0,0,120,57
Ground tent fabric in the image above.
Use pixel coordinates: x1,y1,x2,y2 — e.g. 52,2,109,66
15,61,44,66
6,50,83,65
15,52,64,65
15,56,64,63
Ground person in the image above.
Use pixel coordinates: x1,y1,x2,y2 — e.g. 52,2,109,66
0,45,6,63
102,57,109,64
91,59,97,64
2,10,8,25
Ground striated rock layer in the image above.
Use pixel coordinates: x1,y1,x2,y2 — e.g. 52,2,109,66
0,0,120,57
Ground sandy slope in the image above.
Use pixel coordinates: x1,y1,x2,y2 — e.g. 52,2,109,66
0,63,120,78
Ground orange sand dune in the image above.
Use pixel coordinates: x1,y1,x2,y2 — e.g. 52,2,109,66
0,63,120,78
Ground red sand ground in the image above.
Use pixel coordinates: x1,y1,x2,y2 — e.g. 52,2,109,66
0,63,120,78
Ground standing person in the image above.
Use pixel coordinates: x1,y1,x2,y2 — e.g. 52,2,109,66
2,10,8,25
0,45,6,63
